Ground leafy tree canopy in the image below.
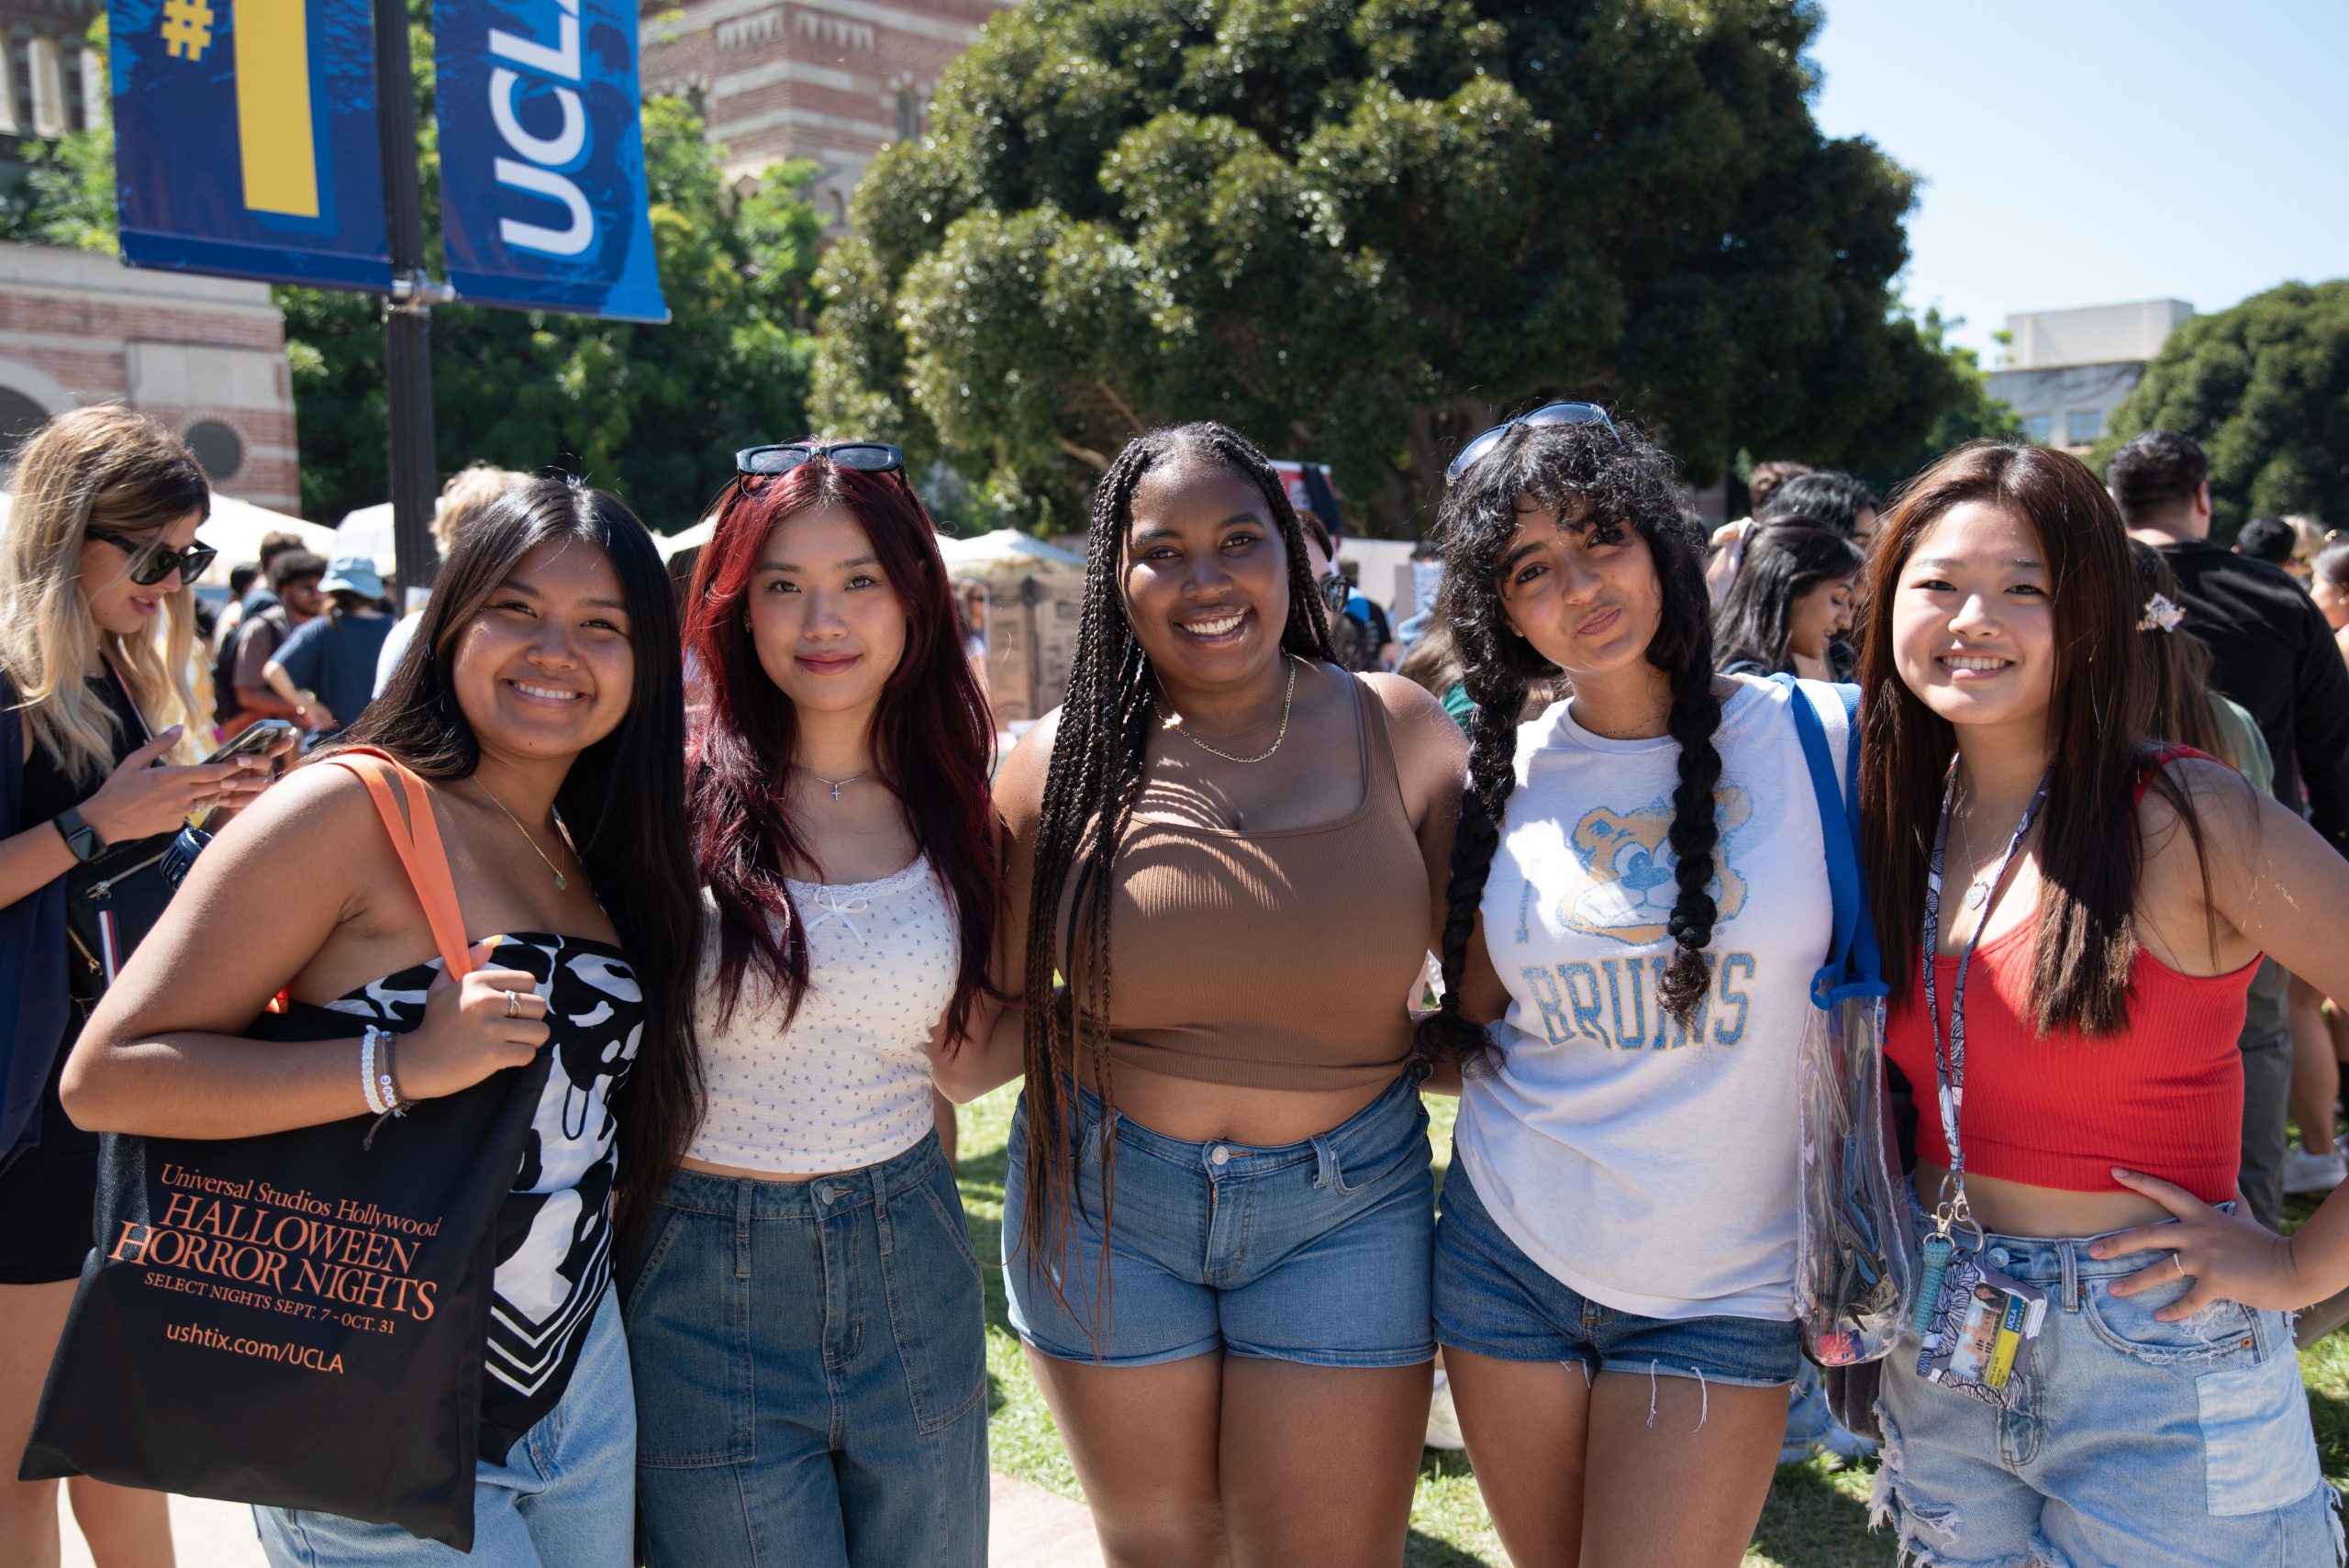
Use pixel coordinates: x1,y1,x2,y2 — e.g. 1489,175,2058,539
813,0,1969,532
5,8,821,535
2094,279,2349,539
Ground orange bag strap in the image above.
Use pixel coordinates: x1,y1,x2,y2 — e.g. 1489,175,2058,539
318,749,475,981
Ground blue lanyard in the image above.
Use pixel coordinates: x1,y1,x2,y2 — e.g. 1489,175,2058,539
1918,757,2050,1246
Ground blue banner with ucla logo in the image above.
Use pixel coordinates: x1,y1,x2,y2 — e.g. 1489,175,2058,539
430,0,668,322
109,0,392,289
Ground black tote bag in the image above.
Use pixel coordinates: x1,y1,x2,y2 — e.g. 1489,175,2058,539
20,751,546,1550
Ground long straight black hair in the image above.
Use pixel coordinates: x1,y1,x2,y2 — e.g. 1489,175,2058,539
1018,422,1334,1288
1418,417,1725,1067
344,478,701,1248
1713,522,1865,675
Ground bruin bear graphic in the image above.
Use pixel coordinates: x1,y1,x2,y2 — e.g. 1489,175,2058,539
1559,789,1752,945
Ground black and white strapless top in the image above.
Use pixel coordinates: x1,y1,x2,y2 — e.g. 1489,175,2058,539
324,931,642,1453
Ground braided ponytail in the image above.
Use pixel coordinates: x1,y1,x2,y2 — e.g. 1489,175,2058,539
1656,651,1725,1022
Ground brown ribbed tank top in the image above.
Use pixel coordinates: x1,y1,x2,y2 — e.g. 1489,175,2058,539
1064,676,1429,1091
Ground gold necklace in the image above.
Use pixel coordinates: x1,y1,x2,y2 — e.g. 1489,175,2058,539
473,779,577,893
1155,660,1297,764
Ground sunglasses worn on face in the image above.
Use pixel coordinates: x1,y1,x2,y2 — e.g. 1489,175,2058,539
87,528,217,588
734,441,906,476
1318,572,1352,615
1445,402,1620,484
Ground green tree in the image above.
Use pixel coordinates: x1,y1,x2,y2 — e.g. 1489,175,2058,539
2093,280,2349,538
812,0,1965,532
0,17,116,252
284,95,823,529
1855,307,2021,493
3,8,821,532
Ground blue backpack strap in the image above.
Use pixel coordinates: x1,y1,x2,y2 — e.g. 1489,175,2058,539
1773,674,1886,1006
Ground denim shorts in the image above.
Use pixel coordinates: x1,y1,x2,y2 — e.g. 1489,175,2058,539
1003,1067,1435,1368
619,1133,987,1568
255,1288,633,1567
1874,1188,2342,1568
1433,1155,1801,1388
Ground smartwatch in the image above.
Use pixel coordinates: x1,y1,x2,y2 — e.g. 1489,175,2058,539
53,806,106,862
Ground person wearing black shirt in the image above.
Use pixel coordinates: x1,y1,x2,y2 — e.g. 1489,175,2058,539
2113,430,2349,1204
2111,433,2349,853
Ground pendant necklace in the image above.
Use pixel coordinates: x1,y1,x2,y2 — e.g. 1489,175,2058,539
474,780,577,893
803,766,870,803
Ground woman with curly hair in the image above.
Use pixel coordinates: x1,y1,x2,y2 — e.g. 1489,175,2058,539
1420,407,1853,1566
990,421,1465,1566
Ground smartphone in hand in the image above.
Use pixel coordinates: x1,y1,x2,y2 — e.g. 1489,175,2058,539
203,719,296,765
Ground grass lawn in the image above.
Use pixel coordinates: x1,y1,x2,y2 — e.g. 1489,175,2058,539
952,1085,2349,1567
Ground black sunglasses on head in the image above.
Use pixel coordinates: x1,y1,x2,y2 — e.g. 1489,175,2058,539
1445,402,1620,484
734,441,905,476
87,528,217,588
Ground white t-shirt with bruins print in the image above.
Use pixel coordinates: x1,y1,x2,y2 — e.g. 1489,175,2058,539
1453,675,1843,1322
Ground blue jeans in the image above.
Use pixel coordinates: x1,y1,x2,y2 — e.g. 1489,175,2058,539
254,1289,633,1567
1874,1189,2341,1567
620,1133,988,1568
1433,1155,1801,1388
1004,1069,1436,1367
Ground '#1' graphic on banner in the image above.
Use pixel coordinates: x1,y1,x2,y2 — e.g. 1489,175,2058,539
433,0,669,322
110,0,393,288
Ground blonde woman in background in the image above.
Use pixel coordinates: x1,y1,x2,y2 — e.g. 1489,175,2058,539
372,462,535,696
0,407,279,1568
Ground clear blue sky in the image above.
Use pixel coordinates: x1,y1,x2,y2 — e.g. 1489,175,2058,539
1809,0,2348,362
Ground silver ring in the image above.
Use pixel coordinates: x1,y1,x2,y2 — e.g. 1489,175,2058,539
504,989,520,1018
2173,1252,2187,1278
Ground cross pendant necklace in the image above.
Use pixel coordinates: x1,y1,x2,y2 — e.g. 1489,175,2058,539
804,767,870,802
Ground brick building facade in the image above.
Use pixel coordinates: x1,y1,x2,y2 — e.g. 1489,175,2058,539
0,240,302,512
638,0,1011,227
0,0,301,511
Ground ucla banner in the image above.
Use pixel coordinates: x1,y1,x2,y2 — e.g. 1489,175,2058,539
432,0,668,323
110,0,392,289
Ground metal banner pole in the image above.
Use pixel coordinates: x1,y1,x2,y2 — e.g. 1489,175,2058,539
371,0,447,603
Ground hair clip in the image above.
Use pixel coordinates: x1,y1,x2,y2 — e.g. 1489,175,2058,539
2138,592,2186,634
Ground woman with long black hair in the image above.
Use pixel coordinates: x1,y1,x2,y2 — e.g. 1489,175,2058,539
621,442,999,1567
992,421,1464,1566
1860,444,2349,1565
1420,409,1854,1566
1713,522,1865,681
64,478,701,1567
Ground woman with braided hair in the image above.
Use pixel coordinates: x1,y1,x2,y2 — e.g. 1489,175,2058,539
989,422,1465,1566
1419,409,1854,1566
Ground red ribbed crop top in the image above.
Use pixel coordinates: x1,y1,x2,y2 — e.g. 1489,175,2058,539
1886,748,2255,1203
1884,929,2254,1205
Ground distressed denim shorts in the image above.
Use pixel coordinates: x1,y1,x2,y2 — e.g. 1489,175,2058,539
1874,1186,2342,1568
1433,1155,1802,1389
1002,1067,1435,1368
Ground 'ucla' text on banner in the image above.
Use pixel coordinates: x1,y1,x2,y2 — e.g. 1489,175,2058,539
110,0,392,289
432,0,669,323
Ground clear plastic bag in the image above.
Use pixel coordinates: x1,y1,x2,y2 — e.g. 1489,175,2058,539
1795,989,1917,1365
1776,674,1917,1368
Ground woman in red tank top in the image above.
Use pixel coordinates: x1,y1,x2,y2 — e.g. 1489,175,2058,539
1855,441,2349,1566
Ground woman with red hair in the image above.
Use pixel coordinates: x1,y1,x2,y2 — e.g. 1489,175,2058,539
620,442,1001,1567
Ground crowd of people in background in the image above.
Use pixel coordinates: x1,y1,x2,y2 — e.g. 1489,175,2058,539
4,397,2348,1568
